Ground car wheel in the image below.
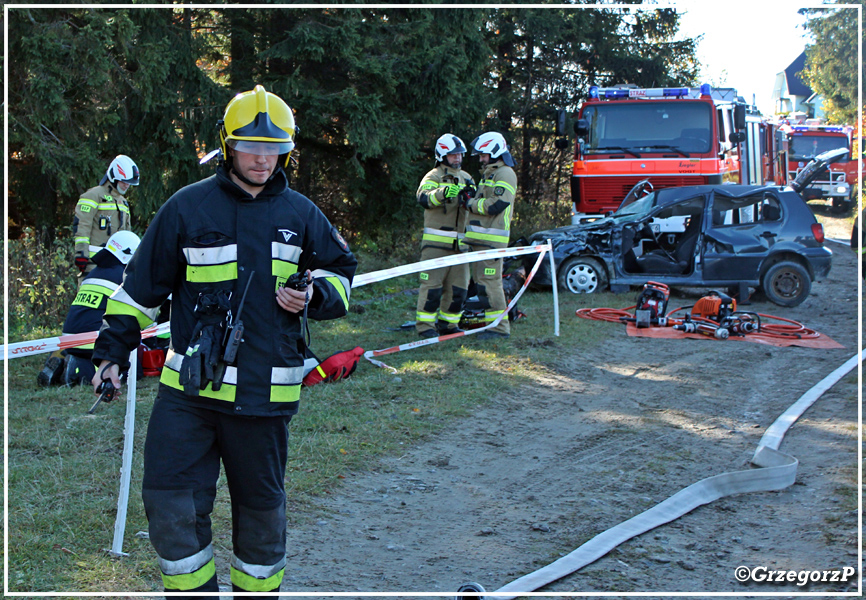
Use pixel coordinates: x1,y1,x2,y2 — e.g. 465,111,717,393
761,261,811,307
557,256,608,294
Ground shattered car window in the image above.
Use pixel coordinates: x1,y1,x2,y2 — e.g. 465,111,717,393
711,192,781,226
615,192,657,217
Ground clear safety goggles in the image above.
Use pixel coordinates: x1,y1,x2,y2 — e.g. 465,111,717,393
227,139,295,156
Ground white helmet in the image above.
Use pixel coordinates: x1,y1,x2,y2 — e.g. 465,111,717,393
104,231,141,265
434,134,467,163
470,132,515,166
105,155,140,187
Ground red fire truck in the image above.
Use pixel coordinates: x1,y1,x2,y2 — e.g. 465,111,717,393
783,122,857,213
568,84,784,224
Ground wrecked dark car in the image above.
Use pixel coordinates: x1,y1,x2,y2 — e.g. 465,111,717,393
526,150,841,307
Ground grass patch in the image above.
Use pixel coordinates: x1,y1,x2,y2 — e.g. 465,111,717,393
5,280,628,592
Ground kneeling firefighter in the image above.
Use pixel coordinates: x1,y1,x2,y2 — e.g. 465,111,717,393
91,85,357,598
414,133,476,338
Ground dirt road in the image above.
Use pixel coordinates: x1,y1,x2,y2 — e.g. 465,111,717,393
275,217,860,598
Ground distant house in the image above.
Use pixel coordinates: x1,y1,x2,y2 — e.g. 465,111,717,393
772,51,817,117
804,91,827,121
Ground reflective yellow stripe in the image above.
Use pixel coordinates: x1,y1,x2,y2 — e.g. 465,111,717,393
324,275,349,311
77,199,97,209
105,298,155,330
230,565,284,592
162,558,215,591
416,311,437,323
484,310,505,323
489,180,517,194
422,233,458,244
439,311,462,324
160,367,238,402
476,198,487,215
186,262,238,283
273,259,299,283
270,384,300,403
465,231,510,244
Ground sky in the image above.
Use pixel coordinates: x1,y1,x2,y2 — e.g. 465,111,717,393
672,0,815,115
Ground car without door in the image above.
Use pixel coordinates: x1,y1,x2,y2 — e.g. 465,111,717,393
526,149,844,307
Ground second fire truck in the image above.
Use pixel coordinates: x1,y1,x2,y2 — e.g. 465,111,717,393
568,84,785,224
783,121,858,213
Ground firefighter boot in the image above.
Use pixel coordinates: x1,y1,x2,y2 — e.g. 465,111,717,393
38,351,66,387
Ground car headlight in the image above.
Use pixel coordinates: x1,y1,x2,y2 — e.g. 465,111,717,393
836,185,848,194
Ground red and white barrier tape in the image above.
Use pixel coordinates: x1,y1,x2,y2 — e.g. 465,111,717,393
352,244,548,288
364,245,550,371
3,244,552,362
2,322,170,360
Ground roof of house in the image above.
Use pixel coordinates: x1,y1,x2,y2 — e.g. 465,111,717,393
785,51,813,97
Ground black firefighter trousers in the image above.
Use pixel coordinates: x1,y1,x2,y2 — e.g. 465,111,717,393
142,391,291,599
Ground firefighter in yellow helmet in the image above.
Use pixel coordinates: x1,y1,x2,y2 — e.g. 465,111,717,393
414,134,476,338
463,132,518,340
91,85,356,599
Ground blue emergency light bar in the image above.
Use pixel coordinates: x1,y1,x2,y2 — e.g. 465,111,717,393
589,83,712,100
792,125,846,133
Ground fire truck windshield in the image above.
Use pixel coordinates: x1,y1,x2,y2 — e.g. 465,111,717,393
789,134,850,162
581,102,713,154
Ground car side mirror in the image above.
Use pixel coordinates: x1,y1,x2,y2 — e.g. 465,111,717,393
604,211,614,217
729,131,746,144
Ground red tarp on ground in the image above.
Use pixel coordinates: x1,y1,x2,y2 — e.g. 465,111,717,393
625,323,844,349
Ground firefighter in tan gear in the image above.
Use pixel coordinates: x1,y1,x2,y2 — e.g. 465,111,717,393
72,155,138,277
464,132,518,340
415,134,475,338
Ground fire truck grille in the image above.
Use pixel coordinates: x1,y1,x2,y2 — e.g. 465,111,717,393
581,176,709,207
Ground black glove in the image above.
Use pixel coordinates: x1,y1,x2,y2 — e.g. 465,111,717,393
178,290,231,395
457,185,476,209
74,255,89,273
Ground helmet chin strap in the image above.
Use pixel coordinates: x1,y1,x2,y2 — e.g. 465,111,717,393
230,166,271,188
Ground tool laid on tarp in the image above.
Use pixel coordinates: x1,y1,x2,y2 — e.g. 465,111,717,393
576,286,842,348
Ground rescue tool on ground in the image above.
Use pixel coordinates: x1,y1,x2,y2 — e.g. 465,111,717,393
576,285,823,343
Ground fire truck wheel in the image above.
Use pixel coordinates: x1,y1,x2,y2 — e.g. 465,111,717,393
761,260,811,307
557,256,608,295
831,196,851,214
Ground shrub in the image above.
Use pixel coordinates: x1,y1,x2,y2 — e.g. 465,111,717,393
7,228,77,339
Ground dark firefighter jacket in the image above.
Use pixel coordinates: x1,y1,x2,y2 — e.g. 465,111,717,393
465,159,517,249
63,251,126,358
73,183,131,259
416,164,474,251
92,165,357,417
